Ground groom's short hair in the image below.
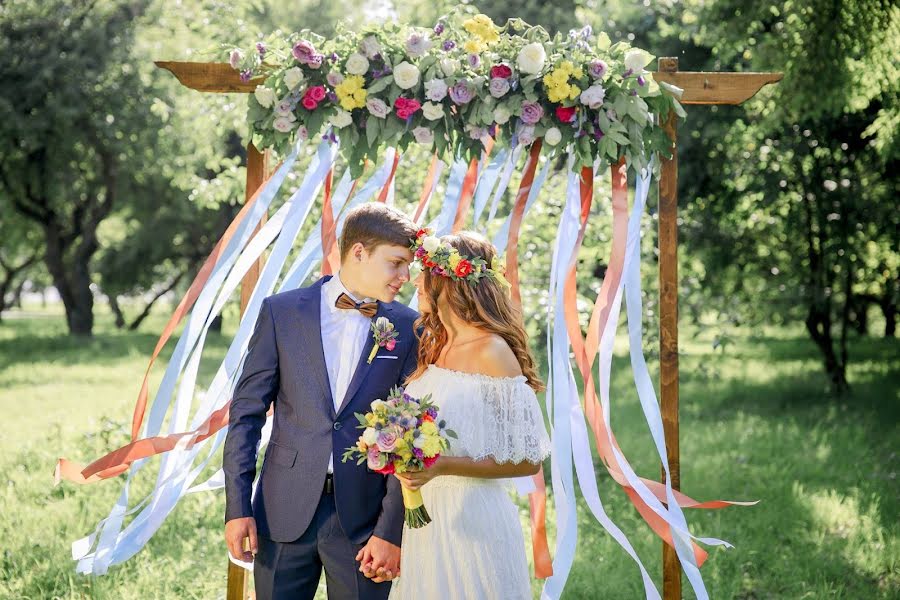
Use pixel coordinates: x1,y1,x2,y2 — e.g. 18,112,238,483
339,203,417,259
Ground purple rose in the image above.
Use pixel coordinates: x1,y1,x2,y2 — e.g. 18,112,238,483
520,101,544,125
292,40,316,65
518,124,536,146
589,59,608,80
449,79,474,105
376,429,400,452
488,77,510,98
229,49,243,69
467,53,480,69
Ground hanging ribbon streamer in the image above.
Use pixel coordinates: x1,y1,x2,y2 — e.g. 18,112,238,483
66,142,338,575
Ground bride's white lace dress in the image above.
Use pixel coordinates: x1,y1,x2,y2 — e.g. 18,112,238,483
388,365,552,600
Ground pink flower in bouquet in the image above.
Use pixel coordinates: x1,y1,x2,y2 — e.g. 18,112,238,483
308,86,326,102
292,40,317,65
367,447,388,471
302,96,318,110
394,97,421,119
386,339,397,351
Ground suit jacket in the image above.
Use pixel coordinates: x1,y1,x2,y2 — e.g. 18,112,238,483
223,277,419,546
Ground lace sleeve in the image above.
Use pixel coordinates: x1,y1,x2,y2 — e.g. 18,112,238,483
460,378,552,464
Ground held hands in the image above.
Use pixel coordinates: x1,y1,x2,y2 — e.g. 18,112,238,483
225,516,258,562
356,535,401,582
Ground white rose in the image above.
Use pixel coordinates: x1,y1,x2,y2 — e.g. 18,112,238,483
422,101,445,121
345,53,370,76
412,126,434,145
329,109,353,128
424,78,448,101
493,105,511,124
393,61,420,90
370,399,387,412
362,427,378,445
439,58,460,77
624,49,651,73
545,126,562,146
254,85,276,108
273,116,296,133
579,84,606,109
283,66,304,89
297,125,309,140
422,236,440,253
517,42,546,75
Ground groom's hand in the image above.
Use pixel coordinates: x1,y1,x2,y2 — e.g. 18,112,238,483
225,516,258,562
355,535,400,583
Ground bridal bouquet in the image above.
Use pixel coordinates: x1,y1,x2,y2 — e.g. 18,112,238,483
342,386,456,527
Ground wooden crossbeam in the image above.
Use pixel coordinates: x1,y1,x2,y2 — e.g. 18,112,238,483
155,57,781,600
155,60,782,105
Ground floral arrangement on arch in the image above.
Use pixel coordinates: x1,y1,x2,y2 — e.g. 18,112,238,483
229,6,686,178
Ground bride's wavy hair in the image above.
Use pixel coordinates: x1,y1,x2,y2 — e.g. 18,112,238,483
409,232,544,392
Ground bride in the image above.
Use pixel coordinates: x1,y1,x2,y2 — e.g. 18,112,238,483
386,230,551,599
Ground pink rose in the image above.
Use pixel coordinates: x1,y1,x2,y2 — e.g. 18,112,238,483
302,96,318,110
367,447,388,470
394,97,421,119
385,339,397,351
308,86,326,102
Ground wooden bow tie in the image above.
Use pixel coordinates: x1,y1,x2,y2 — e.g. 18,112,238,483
335,293,378,318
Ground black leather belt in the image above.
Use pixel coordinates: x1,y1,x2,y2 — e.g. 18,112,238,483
324,473,334,494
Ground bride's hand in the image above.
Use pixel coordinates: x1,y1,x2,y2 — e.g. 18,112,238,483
394,462,441,491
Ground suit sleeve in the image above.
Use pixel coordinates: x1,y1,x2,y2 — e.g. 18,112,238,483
223,298,280,523
372,320,420,545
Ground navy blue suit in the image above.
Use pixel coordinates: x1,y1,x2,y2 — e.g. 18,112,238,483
224,277,418,599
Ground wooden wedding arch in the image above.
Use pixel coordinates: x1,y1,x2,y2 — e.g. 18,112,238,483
155,56,781,600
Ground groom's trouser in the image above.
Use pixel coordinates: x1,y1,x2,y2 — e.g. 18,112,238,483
253,477,392,600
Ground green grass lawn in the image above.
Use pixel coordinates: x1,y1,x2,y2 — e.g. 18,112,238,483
1,305,897,599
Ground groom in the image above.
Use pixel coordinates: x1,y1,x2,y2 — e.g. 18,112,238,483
223,203,420,600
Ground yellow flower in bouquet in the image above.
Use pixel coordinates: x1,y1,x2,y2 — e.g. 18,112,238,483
342,386,457,527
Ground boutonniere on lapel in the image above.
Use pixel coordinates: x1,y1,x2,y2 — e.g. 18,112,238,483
367,316,399,363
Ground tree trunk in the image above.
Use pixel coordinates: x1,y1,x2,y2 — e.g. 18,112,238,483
42,222,94,336
108,295,126,329
884,301,896,337
805,305,849,395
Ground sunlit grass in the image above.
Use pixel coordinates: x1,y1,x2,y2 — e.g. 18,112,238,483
1,306,897,598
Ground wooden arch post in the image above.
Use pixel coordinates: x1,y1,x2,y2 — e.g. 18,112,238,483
155,58,781,600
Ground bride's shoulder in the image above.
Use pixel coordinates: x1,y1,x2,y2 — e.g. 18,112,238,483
471,335,522,379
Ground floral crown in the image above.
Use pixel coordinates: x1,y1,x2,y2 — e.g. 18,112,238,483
410,228,511,288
